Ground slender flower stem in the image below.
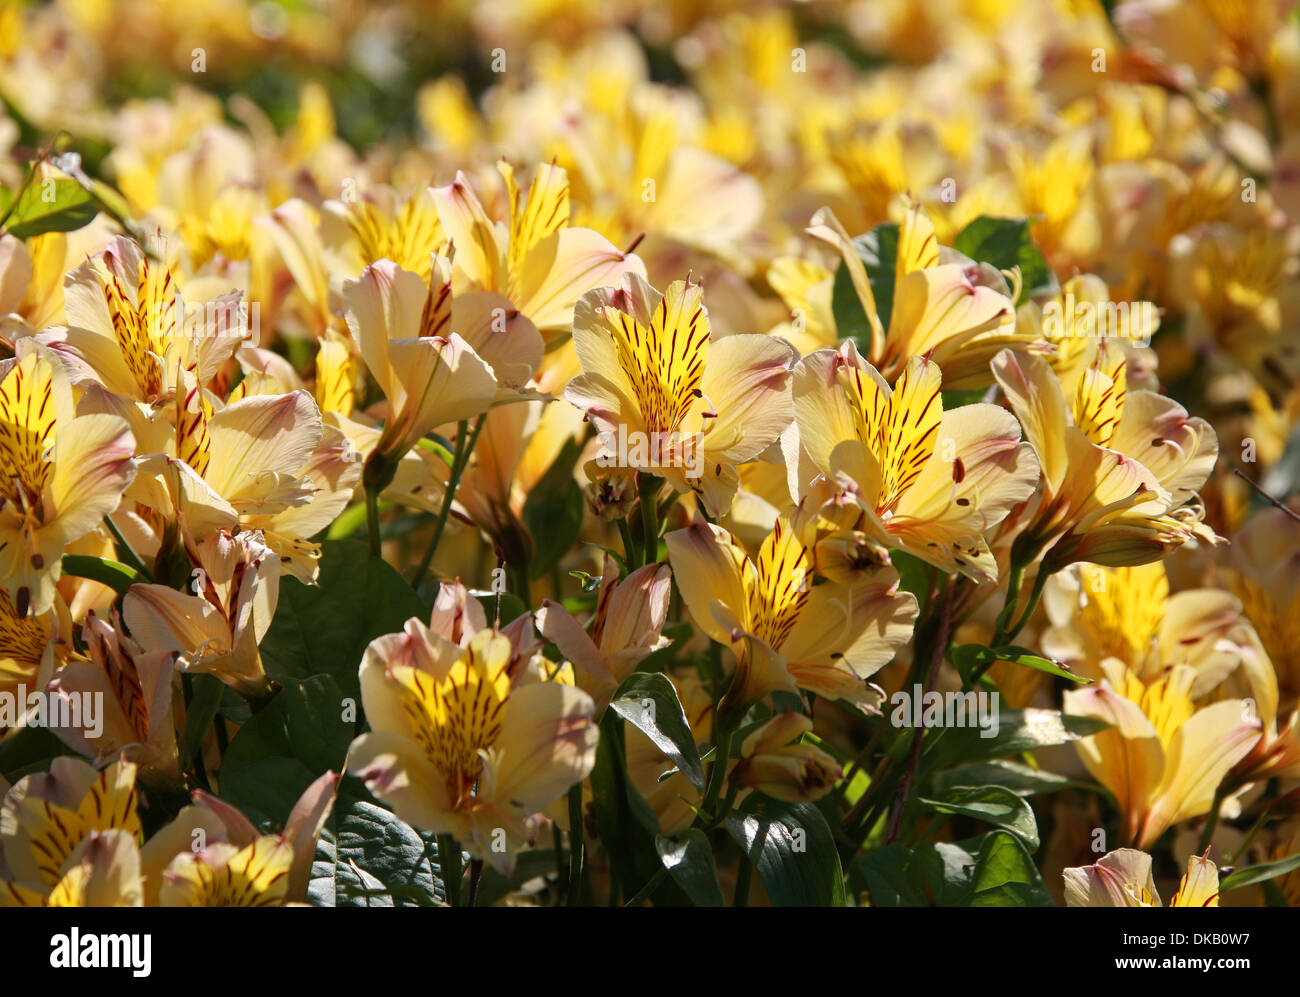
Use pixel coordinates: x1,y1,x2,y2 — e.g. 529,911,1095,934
411,414,487,589
467,859,483,908
438,834,462,907
734,854,752,907
639,475,662,564
364,484,383,558
618,520,640,569
1197,784,1229,854
885,582,956,844
566,781,585,906
990,560,1025,648
699,721,735,822
103,515,153,582
622,866,668,907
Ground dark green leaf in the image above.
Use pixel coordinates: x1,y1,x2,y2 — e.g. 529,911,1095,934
831,222,899,350
952,216,1051,304
724,796,846,907
308,777,445,907
920,784,1040,851
609,672,705,790
259,539,426,703
180,674,225,764
219,675,352,826
932,759,1076,798
923,708,1110,770
655,829,726,906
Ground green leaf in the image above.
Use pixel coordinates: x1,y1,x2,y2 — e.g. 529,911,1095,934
724,796,847,907
308,777,446,907
951,643,1091,685
0,179,97,239
60,554,145,597
923,708,1110,770
831,222,899,349
1218,852,1300,893
932,759,1075,798
952,216,1052,304
609,672,705,790
655,829,726,906
920,784,1040,851
0,725,77,783
218,675,352,826
180,675,225,765
968,830,1054,906
853,841,976,907
888,549,932,614
522,437,584,579
259,539,426,703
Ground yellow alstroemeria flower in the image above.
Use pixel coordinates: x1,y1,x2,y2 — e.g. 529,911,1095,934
1063,660,1261,849
808,201,1042,387
323,185,445,281
789,347,1040,581
340,254,538,472
349,624,598,873
665,514,917,713
991,343,1218,572
123,529,279,698
2,829,144,908
0,757,142,894
1064,848,1220,907
1043,561,1252,692
566,272,795,517
48,609,180,785
160,834,296,907
0,343,135,616
129,386,360,582
54,235,246,411
432,161,645,335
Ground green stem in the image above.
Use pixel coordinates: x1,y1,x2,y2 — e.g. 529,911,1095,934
618,520,640,569
566,781,585,906
364,483,382,558
734,854,752,907
411,415,486,589
990,560,1025,648
1196,785,1228,854
467,858,483,908
622,866,668,907
699,721,735,822
103,515,153,582
639,474,662,564
438,834,462,907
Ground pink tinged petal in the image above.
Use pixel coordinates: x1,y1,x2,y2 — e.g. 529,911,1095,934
191,791,260,846
205,391,323,502
600,561,672,657
452,292,543,389
284,771,340,900
348,730,464,836
535,600,612,684
486,682,598,817
431,173,506,293
698,334,795,463
379,333,496,458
